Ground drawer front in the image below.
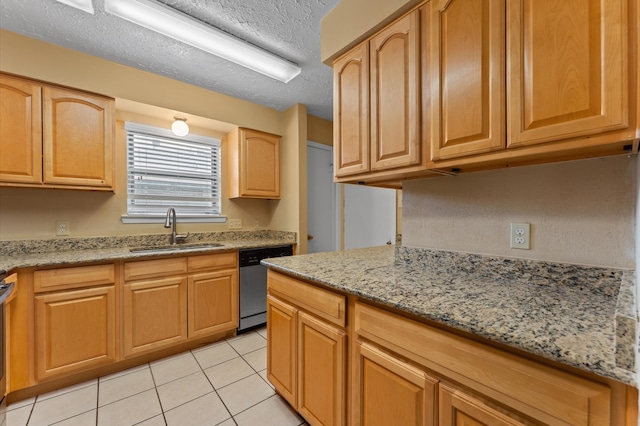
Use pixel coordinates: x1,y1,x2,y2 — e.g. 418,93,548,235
34,264,115,293
188,252,237,272
354,302,610,425
124,257,187,281
267,270,346,327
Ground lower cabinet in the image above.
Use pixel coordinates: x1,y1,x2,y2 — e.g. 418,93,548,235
353,341,438,426
297,311,346,426
267,271,347,426
266,272,634,426
188,268,238,338
123,276,188,357
439,385,525,426
32,264,117,382
124,252,238,357
34,285,116,381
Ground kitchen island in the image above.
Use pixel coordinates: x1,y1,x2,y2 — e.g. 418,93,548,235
263,245,638,426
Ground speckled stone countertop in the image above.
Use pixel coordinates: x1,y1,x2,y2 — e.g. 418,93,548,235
0,230,296,272
262,245,638,387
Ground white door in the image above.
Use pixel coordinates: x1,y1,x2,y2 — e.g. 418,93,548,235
307,142,338,253
344,184,396,250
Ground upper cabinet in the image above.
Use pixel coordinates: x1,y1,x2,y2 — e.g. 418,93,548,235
506,0,628,147
0,73,115,191
330,0,638,183
334,9,430,184
228,127,281,199
430,0,635,168
430,0,506,161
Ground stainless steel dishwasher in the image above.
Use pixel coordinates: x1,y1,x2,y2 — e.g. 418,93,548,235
238,245,292,333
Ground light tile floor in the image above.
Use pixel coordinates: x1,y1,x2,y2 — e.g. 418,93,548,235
6,328,306,426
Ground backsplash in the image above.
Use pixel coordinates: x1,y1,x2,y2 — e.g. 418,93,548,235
0,230,297,256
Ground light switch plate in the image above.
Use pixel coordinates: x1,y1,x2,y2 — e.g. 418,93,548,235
228,219,242,229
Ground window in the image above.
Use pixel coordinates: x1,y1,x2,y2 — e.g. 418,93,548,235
123,122,222,223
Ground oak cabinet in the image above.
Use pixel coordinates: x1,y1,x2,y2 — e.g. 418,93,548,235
266,295,297,406
0,72,115,190
333,43,370,177
353,341,438,426
0,74,42,184
333,9,426,183
123,276,188,357
33,265,117,381
124,253,238,357
187,252,238,338
267,271,347,426
355,301,616,426
506,0,628,147
430,0,505,161
228,127,280,199
430,0,633,164
439,385,525,426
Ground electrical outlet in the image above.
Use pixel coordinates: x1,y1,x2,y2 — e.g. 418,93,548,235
56,220,70,236
228,219,242,229
510,223,530,250
254,220,260,229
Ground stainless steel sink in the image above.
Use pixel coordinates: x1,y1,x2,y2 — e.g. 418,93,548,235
129,242,224,252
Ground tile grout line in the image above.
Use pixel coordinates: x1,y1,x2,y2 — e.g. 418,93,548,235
147,360,169,426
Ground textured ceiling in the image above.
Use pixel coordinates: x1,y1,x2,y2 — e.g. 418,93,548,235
0,0,340,121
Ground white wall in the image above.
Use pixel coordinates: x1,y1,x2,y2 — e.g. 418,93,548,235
402,155,636,268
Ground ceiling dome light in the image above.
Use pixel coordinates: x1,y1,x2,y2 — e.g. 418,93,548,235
171,117,189,136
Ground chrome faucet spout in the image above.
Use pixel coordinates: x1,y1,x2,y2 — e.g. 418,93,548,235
164,207,177,244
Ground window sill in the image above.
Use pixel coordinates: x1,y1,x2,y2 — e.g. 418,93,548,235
121,215,227,224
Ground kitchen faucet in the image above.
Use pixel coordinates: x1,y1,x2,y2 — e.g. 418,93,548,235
164,207,189,244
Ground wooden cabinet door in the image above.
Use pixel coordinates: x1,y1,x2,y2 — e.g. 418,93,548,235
297,311,346,426
430,0,505,161
507,0,627,147
0,74,42,184
35,286,116,381
353,342,437,426
42,86,114,188
439,384,525,426
187,269,238,338
370,10,421,171
267,295,297,408
229,128,280,199
333,43,370,177
124,276,187,357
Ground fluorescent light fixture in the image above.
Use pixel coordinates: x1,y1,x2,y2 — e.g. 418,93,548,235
55,0,94,14
171,117,189,136
104,0,301,83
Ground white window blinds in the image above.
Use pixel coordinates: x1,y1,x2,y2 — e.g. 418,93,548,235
125,122,221,216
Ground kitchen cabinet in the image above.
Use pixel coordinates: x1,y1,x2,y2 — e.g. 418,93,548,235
0,72,115,190
429,0,505,160
267,271,347,426
228,127,280,199
506,0,628,147
0,74,42,184
354,302,617,425
124,253,239,357
333,9,428,184
123,275,188,357
430,0,634,166
33,264,117,381
439,385,524,426
353,341,438,426
187,252,238,338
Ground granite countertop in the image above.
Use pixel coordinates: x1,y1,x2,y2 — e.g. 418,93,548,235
262,245,638,387
0,230,297,272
